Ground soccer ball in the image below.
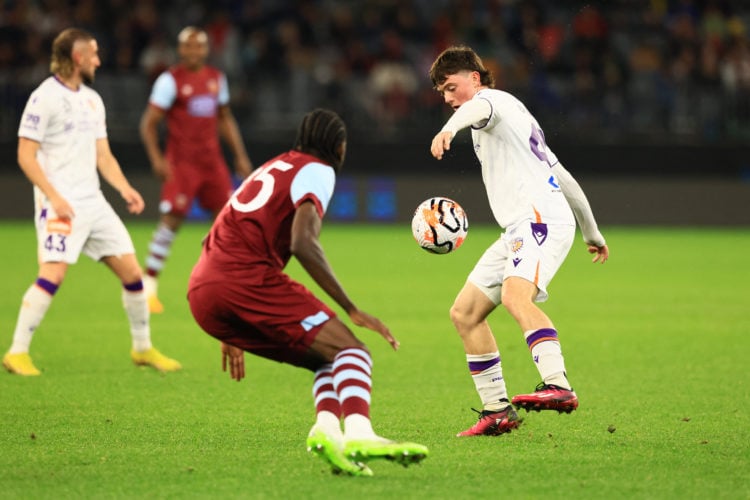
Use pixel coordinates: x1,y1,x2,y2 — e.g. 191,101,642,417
411,197,468,254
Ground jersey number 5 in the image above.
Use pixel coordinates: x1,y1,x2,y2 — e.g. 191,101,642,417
230,160,294,213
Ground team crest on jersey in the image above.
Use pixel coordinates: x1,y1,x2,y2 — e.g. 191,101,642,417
511,237,524,253
181,84,193,96
175,194,188,209
207,79,218,94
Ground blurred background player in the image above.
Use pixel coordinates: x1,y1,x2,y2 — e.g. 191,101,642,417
139,26,253,313
187,109,428,476
3,28,181,376
429,46,609,436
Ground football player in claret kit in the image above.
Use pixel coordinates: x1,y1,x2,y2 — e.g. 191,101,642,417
3,28,180,376
429,46,609,436
188,109,428,476
140,26,253,313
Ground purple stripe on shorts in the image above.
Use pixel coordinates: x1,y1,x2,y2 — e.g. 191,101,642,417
35,277,59,296
525,328,558,349
468,357,499,373
123,280,144,292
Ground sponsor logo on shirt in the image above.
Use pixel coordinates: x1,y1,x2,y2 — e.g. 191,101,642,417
188,95,217,117
22,113,40,130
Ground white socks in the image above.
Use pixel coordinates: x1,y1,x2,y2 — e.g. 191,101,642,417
524,328,571,389
8,282,55,354
467,352,509,411
122,286,151,352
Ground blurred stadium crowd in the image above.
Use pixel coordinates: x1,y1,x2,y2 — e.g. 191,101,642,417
1,0,749,144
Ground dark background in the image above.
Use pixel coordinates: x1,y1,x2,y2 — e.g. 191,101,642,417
1,0,749,224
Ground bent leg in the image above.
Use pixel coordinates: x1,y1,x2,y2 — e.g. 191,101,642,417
502,276,569,389
451,281,514,420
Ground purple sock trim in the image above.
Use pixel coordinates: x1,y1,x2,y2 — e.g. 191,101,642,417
35,277,59,296
123,280,144,292
468,357,500,373
526,328,559,349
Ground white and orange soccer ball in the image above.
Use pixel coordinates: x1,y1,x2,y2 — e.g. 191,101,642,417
411,197,468,254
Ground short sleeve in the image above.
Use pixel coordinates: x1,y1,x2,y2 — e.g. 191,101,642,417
290,162,336,217
218,73,230,106
148,72,177,110
94,92,107,139
18,89,51,141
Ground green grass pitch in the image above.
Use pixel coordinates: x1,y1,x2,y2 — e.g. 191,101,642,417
0,221,748,499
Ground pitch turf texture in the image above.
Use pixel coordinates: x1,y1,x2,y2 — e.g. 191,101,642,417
1,221,747,499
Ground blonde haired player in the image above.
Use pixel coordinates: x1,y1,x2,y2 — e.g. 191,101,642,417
429,46,609,436
3,28,180,375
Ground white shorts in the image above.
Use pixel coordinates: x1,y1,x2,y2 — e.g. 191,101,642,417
468,221,575,304
34,193,135,264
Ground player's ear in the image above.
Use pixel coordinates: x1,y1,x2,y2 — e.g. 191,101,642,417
471,71,481,87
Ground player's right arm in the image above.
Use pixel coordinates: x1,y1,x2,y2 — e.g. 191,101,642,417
17,137,74,219
290,201,399,350
140,72,176,181
139,104,170,181
431,97,492,160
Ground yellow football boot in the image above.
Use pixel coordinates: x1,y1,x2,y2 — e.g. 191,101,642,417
3,352,41,376
131,347,181,372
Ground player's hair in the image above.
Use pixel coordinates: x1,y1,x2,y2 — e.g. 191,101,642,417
50,28,94,78
294,109,347,171
429,45,495,89
178,26,208,45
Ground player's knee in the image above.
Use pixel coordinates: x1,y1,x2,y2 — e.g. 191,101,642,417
450,302,475,332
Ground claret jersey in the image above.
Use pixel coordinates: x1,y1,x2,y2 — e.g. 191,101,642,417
190,150,335,286
148,65,229,167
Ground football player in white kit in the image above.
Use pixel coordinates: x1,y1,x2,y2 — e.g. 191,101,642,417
3,28,181,376
429,46,609,436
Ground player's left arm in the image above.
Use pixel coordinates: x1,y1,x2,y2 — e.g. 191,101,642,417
552,162,609,263
217,104,253,178
96,138,145,215
291,201,399,350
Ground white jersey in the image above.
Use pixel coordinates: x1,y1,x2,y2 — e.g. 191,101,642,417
443,88,575,229
18,76,107,206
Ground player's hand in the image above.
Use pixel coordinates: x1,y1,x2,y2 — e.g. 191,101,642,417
235,156,253,179
430,131,454,160
152,157,172,182
349,309,400,351
120,186,145,214
587,243,609,264
49,193,75,220
221,342,245,382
